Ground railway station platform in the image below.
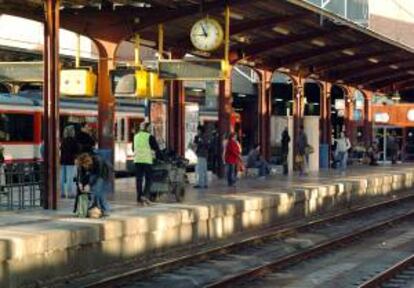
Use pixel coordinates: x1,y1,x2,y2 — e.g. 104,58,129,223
2,165,414,287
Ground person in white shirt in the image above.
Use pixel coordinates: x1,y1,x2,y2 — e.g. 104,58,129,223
334,132,351,171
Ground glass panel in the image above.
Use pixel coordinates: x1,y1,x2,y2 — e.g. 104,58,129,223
0,113,34,142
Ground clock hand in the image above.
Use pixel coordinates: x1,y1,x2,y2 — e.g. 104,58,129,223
201,24,208,37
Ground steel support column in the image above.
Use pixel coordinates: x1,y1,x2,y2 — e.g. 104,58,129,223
218,77,233,177
94,39,117,195
364,91,373,146
43,0,60,210
320,82,331,145
258,70,272,160
167,80,185,156
345,87,354,143
292,77,304,169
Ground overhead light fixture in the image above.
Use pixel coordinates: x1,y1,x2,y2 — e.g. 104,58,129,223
368,58,379,63
408,70,414,75
342,49,355,56
337,79,344,84
274,98,283,102
277,67,291,73
389,65,399,70
233,35,250,44
272,26,290,35
311,39,326,47
238,94,247,98
221,11,244,20
192,88,203,92
391,90,401,102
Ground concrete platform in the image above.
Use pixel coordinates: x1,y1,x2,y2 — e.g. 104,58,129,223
1,165,414,287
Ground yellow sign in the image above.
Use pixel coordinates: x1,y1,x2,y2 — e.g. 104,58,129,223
135,70,164,98
60,69,96,97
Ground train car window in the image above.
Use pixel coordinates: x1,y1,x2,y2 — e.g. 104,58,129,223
0,113,34,142
114,121,118,140
121,119,125,141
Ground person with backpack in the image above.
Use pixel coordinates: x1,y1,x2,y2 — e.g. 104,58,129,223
76,152,111,216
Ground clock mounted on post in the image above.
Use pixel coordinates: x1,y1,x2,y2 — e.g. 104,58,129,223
190,17,224,52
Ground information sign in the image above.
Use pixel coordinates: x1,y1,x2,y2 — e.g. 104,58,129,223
158,60,226,80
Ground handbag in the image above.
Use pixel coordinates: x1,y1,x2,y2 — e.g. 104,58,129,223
305,145,314,155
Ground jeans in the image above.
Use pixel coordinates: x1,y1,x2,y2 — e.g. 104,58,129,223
60,165,76,198
90,176,110,213
226,164,236,186
196,157,208,187
254,160,270,177
135,163,152,201
338,151,348,170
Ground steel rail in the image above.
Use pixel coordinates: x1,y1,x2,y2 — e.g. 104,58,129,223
358,254,414,288
205,209,414,287
84,193,414,288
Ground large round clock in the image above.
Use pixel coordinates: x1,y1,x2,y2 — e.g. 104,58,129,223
190,17,224,52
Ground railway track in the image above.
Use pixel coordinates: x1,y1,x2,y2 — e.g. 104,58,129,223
359,254,414,288
81,194,414,288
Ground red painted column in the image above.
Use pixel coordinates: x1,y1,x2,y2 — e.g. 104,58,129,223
43,0,60,210
320,82,331,145
218,76,233,177
364,91,373,146
258,69,272,160
167,80,185,156
292,76,304,168
94,39,117,195
345,87,355,144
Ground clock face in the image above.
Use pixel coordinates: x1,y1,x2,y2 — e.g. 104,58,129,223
190,18,224,52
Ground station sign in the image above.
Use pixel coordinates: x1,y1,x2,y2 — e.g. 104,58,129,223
0,62,43,82
158,59,227,80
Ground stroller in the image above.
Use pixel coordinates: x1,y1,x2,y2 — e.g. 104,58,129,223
150,150,188,202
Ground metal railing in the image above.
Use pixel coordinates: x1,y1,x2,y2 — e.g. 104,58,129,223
0,162,43,210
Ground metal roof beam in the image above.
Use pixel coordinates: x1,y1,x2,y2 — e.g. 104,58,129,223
330,58,412,79
346,67,410,83
274,40,371,67
239,27,346,59
375,76,414,89
315,49,394,73
231,13,308,36
365,71,414,87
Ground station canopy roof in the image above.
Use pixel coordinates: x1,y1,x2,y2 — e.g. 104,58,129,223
3,0,414,93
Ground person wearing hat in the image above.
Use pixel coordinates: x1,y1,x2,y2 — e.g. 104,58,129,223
133,121,160,204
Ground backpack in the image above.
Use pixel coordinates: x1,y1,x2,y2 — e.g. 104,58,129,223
76,194,89,218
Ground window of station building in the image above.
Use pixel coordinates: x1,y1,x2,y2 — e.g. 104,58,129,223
120,118,125,141
271,73,293,116
0,113,34,142
304,82,321,116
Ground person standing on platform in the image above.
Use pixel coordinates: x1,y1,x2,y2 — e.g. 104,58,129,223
193,126,209,189
60,126,78,198
223,132,242,187
388,131,399,164
76,153,111,216
281,127,290,175
296,125,308,176
208,124,220,176
133,122,160,204
334,131,351,171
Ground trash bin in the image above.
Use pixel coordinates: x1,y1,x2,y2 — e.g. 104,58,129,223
319,144,329,169
95,149,114,194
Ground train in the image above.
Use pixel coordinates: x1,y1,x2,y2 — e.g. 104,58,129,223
0,91,218,172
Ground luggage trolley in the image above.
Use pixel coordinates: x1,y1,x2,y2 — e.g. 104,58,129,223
150,151,188,202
